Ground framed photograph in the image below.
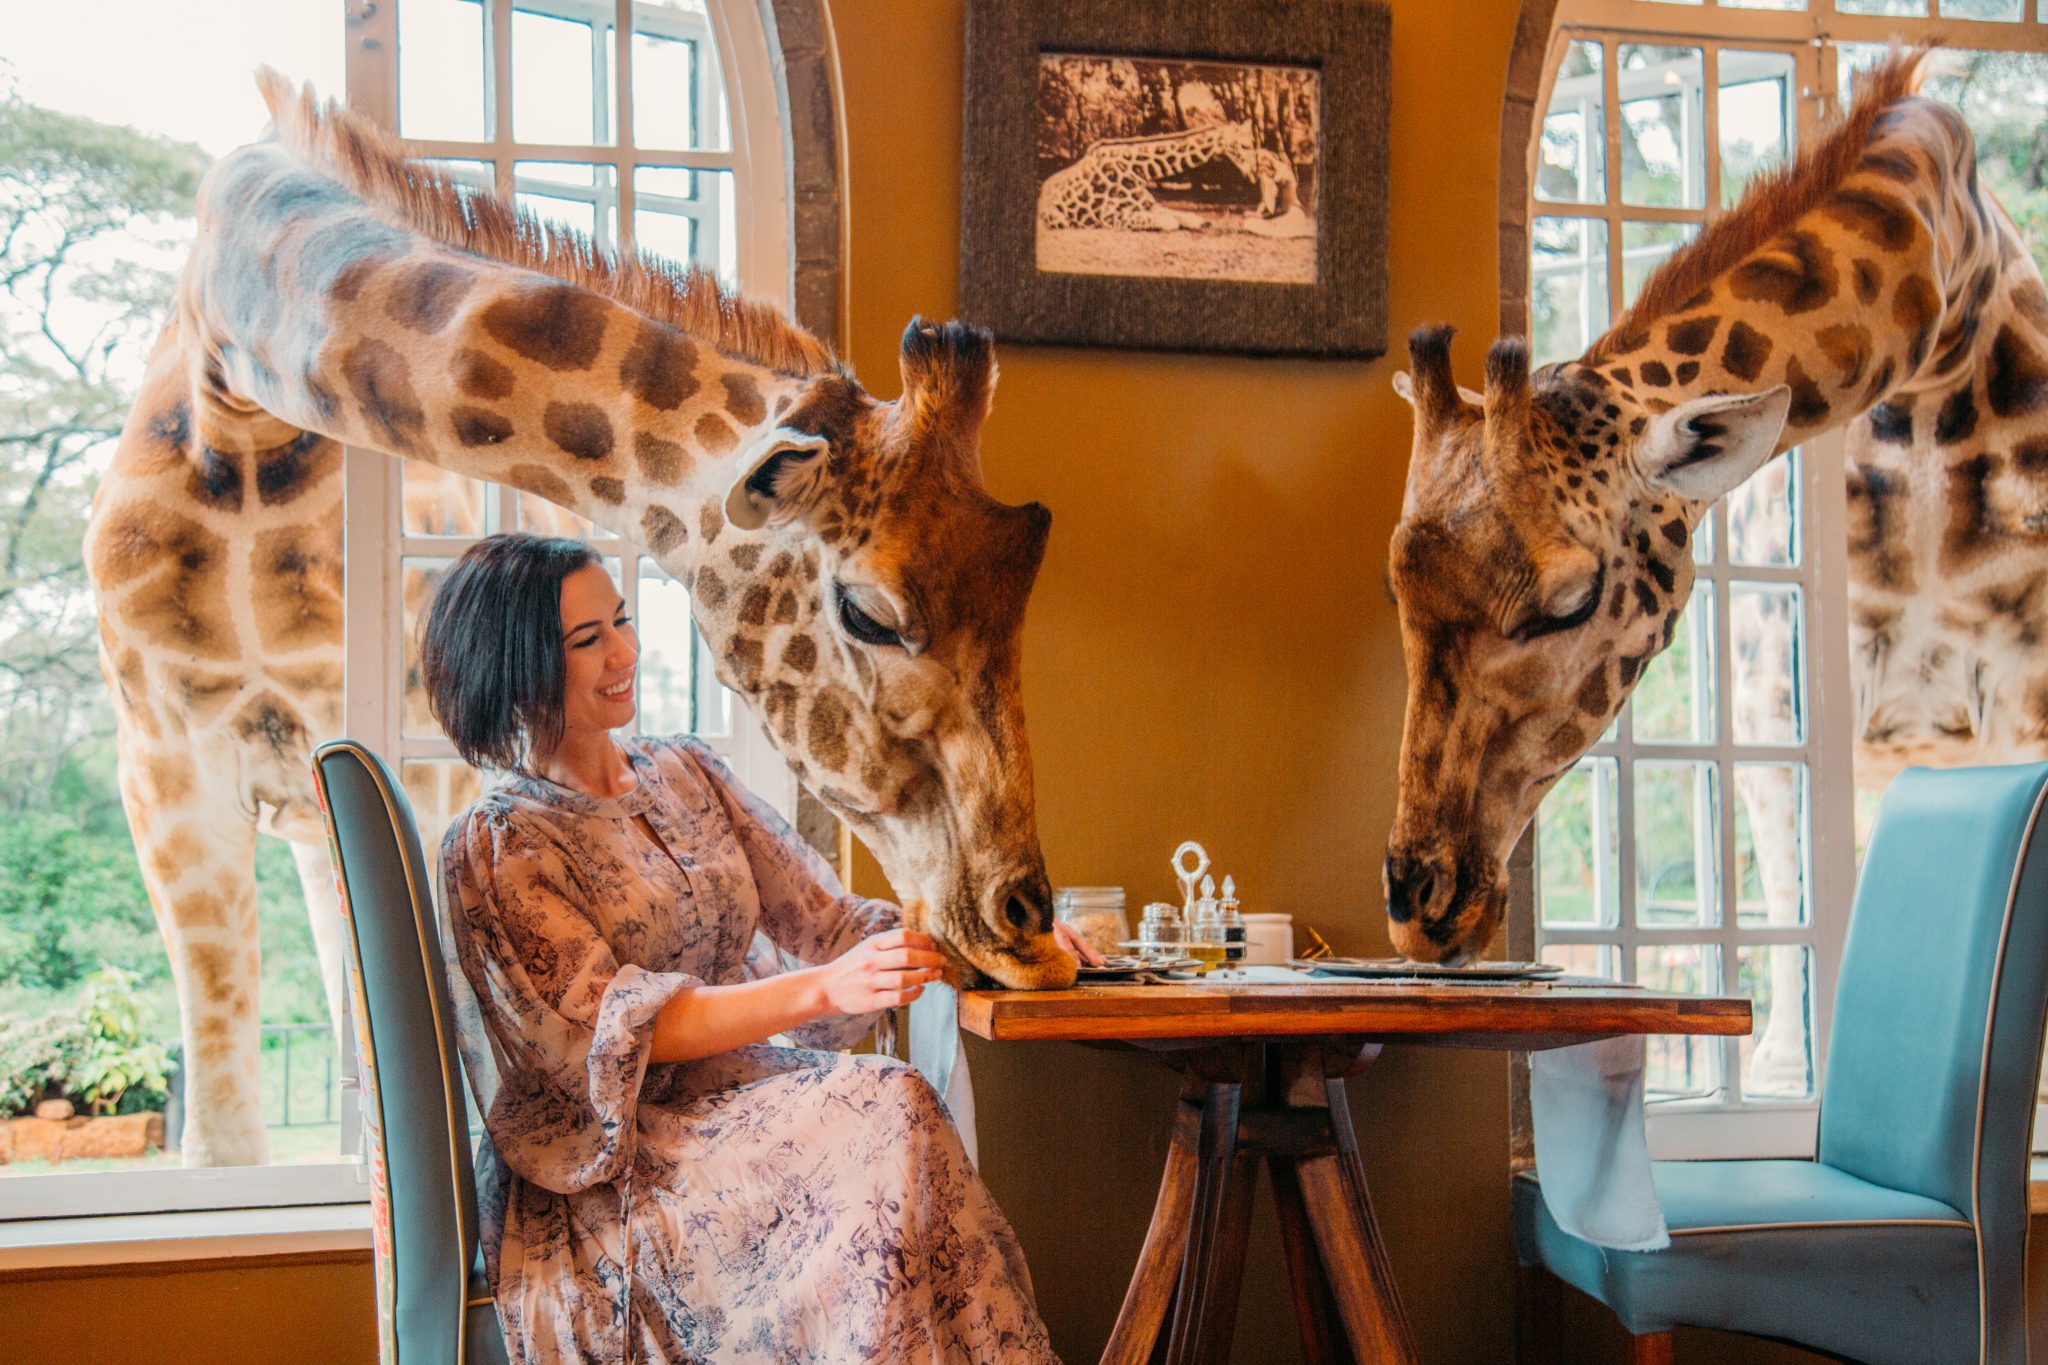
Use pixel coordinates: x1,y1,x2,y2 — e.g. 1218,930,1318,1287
960,0,1390,358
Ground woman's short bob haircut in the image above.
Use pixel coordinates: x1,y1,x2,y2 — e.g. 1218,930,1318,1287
420,533,600,772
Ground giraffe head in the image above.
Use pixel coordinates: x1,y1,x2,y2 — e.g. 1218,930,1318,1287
1382,325,1790,961
684,318,1069,988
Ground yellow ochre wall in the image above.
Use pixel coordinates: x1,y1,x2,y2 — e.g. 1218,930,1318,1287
835,0,1521,1360
0,3,1955,1362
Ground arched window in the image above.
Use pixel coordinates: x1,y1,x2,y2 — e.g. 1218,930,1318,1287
341,0,821,835
0,0,839,1229
1506,0,2048,1158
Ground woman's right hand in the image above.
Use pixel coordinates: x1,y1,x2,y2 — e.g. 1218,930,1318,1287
818,928,946,1014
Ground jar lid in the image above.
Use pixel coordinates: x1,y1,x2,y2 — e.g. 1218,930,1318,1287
1241,912,1292,922
1056,886,1125,900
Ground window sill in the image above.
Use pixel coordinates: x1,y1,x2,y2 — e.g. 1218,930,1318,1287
0,1203,371,1275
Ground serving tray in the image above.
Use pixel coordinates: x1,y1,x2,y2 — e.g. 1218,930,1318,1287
1289,957,1565,981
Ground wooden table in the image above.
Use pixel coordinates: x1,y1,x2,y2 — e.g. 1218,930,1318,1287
959,979,1751,1365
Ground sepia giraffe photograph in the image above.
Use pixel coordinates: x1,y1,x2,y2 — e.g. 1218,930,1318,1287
1033,53,1320,285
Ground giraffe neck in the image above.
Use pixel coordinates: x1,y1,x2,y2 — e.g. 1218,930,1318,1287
1579,98,2030,457
184,138,811,578
1099,123,1248,179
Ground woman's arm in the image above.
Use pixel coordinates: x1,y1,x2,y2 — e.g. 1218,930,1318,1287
647,927,944,1063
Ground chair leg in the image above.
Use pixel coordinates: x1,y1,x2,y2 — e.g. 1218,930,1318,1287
1624,1330,1674,1365
1513,1261,1562,1365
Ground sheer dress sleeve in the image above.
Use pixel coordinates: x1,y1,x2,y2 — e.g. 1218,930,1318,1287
439,798,701,1194
679,739,901,1050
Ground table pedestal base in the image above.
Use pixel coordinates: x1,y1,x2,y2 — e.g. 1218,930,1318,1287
1101,1036,1418,1365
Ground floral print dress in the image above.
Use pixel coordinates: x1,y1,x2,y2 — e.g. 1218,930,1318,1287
438,734,1059,1364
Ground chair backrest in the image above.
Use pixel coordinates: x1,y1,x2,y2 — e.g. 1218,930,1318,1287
312,740,480,1365
1817,761,2048,1361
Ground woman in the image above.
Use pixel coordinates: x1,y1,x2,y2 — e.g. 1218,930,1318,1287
424,534,1085,1363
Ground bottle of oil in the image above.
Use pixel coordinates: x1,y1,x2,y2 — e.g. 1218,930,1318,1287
1220,875,1246,966
1188,878,1226,971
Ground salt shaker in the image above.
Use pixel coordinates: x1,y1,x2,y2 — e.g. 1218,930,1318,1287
1138,902,1185,956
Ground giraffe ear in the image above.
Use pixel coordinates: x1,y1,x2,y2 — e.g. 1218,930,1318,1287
724,430,831,531
1640,386,1792,503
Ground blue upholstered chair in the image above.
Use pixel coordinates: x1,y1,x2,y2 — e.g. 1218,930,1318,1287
1515,762,2048,1365
311,740,509,1365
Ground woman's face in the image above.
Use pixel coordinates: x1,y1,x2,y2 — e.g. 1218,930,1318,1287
557,562,639,738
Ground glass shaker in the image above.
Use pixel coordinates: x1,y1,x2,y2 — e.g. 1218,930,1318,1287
1137,902,1185,957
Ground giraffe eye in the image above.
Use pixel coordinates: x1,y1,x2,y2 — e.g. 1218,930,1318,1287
835,585,903,648
1510,568,1604,642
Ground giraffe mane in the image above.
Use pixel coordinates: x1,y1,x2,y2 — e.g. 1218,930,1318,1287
253,67,841,379
1587,44,1932,362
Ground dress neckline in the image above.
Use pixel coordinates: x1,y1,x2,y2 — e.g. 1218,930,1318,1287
503,735,658,819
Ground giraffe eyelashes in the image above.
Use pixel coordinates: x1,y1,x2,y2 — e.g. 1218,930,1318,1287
1508,568,1605,643
835,585,904,649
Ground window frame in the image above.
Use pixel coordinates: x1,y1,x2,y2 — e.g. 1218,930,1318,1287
2,0,799,1224
1518,0,2048,1161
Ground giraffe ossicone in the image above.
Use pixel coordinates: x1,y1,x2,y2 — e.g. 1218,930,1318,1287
85,71,1073,1168
1385,47,2048,971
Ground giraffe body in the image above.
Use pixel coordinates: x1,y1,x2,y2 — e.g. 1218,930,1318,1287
1036,121,1262,232
1383,51,2048,968
87,74,1072,1167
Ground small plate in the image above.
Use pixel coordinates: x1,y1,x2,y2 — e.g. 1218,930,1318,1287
1290,957,1565,981
1077,955,1200,979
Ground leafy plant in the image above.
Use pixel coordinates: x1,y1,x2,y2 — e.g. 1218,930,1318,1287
0,966,173,1117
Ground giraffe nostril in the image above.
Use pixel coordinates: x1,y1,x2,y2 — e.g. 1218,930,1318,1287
1385,856,1445,924
1004,894,1033,931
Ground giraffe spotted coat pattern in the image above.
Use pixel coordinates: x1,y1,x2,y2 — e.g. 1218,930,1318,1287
1384,50,2048,975
85,72,1074,1168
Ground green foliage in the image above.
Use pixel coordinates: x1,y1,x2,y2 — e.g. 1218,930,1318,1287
0,966,174,1117
0,777,159,992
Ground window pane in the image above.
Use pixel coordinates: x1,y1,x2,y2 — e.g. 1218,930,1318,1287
1638,944,1723,1098
513,4,614,146
1730,583,1806,744
637,559,699,736
1719,50,1795,206
1727,449,1800,567
1539,758,1621,929
402,558,455,739
1618,46,1704,209
1734,762,1809,927
1542,944,1621,980
1922,52,2048,277
1721,0,1804,8
633,167,737,284
516,161,619,257
1537,41,1605,204
402,464,492,537
1621,221,1699,311
399,0,487,141
1836,0,1925,12
1632,584,1716,745
1635,760,1720,927
1836,43,1894,104
1738,944,1815,1098
1532,216,1609,365
632,0,731,151
1694,503,1716,566
1941,0,2020,14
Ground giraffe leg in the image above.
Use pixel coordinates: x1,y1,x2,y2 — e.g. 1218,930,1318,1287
119,748,269,1168
287,838,349,1050
1733,760,1813,1097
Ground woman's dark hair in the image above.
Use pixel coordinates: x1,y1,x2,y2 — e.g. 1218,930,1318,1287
420,533,600,772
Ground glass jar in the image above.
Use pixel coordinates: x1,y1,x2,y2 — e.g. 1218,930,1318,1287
1137,902,1185,955
1054,886,1129,958
1187,903,1227,972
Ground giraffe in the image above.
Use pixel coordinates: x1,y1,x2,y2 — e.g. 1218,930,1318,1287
1036,120,1263,232
1381,49,2048,989
84,72,1075,1169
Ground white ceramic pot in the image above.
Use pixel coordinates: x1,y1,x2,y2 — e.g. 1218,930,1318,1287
1241,913,1294,966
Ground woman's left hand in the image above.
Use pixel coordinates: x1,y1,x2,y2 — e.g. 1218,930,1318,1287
1052,919,1105,967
